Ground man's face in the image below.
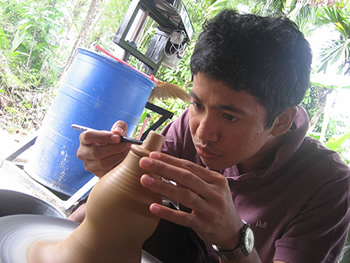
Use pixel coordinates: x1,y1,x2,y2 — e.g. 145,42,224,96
189,73,276,172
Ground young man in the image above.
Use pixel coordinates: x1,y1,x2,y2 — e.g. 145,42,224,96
70,10,350,263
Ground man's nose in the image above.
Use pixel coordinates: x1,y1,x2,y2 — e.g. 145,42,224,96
196,115,219,143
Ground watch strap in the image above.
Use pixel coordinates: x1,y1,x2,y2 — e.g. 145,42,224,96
212,244,246,261
211,221,254,261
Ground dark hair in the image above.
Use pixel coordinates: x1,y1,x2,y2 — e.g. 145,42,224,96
190,10,312,127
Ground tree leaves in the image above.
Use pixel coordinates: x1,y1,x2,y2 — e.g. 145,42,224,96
326,131,350,152
316,6,350,75
11,31,26,52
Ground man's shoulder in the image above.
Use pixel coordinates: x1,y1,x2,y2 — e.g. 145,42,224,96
297,136,350,180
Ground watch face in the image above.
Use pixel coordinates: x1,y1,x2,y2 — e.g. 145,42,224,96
245,227,255,253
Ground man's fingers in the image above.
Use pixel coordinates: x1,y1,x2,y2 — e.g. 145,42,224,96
111,120,128,136
83,153,121,173
142,152,222,185
148,203,195,229
140,174,206,214
79,130,121,145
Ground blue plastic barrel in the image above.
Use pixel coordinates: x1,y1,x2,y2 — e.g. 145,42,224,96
26,48,155,197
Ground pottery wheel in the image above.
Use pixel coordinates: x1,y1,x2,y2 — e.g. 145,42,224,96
0,215,161,263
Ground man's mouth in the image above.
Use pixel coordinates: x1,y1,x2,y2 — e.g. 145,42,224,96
195,144,221,159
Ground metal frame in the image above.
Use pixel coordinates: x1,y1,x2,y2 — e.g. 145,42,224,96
142,102,174,140
113,0,193,75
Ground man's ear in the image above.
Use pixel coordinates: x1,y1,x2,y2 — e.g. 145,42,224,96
271,106,298,136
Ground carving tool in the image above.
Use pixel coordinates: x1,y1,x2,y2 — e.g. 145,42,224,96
71,124,142,145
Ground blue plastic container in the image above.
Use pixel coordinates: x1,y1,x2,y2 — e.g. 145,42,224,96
26,48,155,197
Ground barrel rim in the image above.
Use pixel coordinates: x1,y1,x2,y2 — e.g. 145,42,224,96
77,48,156,88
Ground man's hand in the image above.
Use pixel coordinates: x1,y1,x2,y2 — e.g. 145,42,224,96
139,152,243,250
77,121,131,177
67,203,86,223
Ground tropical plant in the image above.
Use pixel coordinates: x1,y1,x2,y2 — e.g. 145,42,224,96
0,0,66,132
306,3,350,161
315,5,350,74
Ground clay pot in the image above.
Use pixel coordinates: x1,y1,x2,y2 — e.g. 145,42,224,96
27,131,165,263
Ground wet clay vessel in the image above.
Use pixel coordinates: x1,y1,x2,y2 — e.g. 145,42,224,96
27,131,165,263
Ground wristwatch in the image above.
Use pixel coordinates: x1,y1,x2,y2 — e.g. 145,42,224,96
212,221,254,261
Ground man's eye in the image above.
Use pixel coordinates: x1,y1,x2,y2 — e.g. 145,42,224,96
223,113,237,122
191,101,203,110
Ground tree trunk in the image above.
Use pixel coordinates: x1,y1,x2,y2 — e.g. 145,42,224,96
55,0,87,61
61,0,104,77
309,88,333,132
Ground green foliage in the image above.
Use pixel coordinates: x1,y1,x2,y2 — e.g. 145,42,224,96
302,85,350,162
326,131,350,151
3,0,64,75
0,0,349,160
0,0,130,133
0,0,67,131
315,5,350,74
301,85,327,125
89,0,129,48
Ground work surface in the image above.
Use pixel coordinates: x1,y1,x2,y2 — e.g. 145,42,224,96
0,130,75,216
0,130,34,194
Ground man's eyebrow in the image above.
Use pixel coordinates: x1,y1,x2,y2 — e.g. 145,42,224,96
190,90,199,101
190,90,246,114
218,104,246,114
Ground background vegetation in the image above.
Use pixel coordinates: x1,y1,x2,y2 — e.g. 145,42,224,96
1,0,349,164
0,1,349,145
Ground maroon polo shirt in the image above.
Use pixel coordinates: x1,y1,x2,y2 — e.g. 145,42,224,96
160,106,350,263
